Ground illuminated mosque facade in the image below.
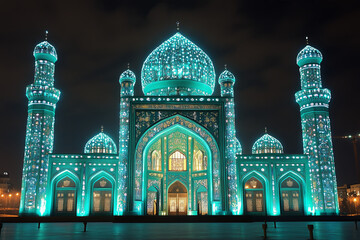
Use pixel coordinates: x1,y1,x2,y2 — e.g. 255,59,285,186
19,30,339,216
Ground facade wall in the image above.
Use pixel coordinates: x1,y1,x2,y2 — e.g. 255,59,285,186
237,154,311,216
46,154,118,216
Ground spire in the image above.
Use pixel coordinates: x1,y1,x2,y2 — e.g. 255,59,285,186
224,64,227,70
101,125,104,133
176,21,180,31
45,30,48,41
264,127,267,133
305,36,309,45
127,62,130,69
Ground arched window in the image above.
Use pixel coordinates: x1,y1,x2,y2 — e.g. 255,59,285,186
193,150,207,171
169,151,186,171
92,177,113,215
151,150,161,171
244,177,265,214
54,177,76,215
280,177,302,214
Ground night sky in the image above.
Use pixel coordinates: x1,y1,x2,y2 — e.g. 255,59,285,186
1,0,359,190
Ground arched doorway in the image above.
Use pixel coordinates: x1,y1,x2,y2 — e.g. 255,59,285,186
244,177,265,214
91,177,113,215
196,186,208,215
54,177,77,215
280,177,303,215
147,186,159,215
133,115,220,216
168,181,187,215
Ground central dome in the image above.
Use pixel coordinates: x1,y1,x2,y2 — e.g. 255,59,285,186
141,32,216,96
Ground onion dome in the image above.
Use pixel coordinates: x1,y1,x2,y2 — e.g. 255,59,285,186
119,69,136,84
252,132,283,154
141,32,216,96
235,137,242,155
219,69,235,84
33,41,58,63
296,45,322,67
84,128,117,154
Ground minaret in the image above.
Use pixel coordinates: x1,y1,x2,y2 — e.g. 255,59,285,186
219,66,241,214
295,39,339,215
20,32,61,215
116,65,136,215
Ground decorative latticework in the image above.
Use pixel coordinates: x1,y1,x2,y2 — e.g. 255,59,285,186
252,133,283,154
84,132,117,154
20,38,61,215
141,32,216,96
295,43,338,214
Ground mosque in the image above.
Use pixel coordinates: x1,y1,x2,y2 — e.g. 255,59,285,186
19,30,339,216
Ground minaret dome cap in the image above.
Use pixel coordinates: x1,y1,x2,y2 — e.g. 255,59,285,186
119,69,136,84
218,69,235,84
33,41,58,63
296,45,322,67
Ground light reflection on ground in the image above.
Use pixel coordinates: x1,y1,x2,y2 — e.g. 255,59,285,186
1,221,359,240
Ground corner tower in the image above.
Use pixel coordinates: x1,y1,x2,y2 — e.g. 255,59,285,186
20,34,61,215
116,67,136,215
219,67,241,214
295,41,339,215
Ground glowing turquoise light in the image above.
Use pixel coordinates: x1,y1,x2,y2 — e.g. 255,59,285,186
296,45,322,66
295,44,339,215
84,131,117,154
235,138,242,155
19,31,338,217
119,69,136,83
252,133,284,154
141,32,216,96
219,69,235,83
33,41,58,62
20,38,61,216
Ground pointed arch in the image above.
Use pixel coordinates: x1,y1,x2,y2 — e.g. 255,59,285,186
134,114,220,213
167,179,189,193
240,170,269,215
278,171,305,187
50,170,81,216
88,170,116,187
241,170,268,186
88,170,116,215
196,185,207,193
278,171,305,215
167,180,188,215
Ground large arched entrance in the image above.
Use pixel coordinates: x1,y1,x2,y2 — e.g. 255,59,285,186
135,115,221,215
168,181,188,215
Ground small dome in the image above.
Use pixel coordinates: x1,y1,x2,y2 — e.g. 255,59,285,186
235,137,242,155
84,131,117,154
296,45,322,66
219,69,235,84
252,133,283,154
33,41,58,63
120,69,136,83
141,32,216,96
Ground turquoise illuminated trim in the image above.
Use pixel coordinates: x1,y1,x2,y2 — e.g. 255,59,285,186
143,80,213,95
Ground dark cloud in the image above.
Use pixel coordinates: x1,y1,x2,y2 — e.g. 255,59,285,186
0,0,359,189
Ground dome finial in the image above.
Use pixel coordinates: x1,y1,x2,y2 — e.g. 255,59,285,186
45,30,48,41
101,125,104,133
306,36,309,45
176,21,180,31
224,64,227,70
127,62,130,69
265,126,267,133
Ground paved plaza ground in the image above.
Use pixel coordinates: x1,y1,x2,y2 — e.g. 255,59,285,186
1,221,359,240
